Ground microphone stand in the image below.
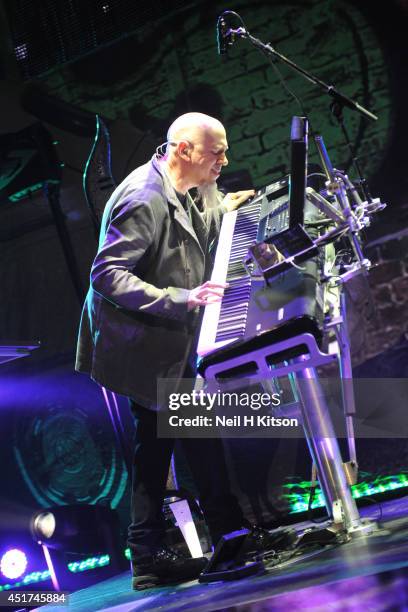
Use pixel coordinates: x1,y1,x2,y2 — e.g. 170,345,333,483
223,26,377,122
221,19,377,201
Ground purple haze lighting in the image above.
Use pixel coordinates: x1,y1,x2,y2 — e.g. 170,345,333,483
0,548,28,579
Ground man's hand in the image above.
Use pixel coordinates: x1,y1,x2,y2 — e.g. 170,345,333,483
187,281,228,310
223,189,255,212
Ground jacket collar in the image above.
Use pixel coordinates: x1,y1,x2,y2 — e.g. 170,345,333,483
151,155,206,253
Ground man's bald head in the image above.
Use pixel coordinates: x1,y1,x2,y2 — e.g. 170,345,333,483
162,112,229,194
167,112,225,145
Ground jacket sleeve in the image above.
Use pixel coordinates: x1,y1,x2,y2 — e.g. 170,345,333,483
90,196,190,321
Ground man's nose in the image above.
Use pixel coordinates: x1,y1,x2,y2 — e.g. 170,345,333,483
221,153,228,166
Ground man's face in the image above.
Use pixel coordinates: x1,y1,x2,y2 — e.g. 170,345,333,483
187,127,229,187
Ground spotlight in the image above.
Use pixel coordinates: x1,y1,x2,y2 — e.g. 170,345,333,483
32,512,56,541
0,549,28,580
31,505,122,552
30,504,128,590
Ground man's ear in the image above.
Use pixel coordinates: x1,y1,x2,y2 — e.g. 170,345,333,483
178,141,191,161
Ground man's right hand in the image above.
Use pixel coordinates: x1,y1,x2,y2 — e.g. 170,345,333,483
187,281,228,310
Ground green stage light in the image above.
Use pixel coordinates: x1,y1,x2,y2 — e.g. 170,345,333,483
8,181,44,202
0,570,51,592
283,472,408,513
68,555,110,573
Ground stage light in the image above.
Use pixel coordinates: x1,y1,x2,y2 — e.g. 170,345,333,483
32,512,56,541
283,472,408,514
68,555,110,573
30,505,122,552
0,549,28,580
30,504,128,591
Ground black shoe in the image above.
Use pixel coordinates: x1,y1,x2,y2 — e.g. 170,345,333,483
243,525,297,555
132,545,208,590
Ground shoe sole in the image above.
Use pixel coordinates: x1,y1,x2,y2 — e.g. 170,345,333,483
132,566,206,591
132,558,208,590
132,574,161,590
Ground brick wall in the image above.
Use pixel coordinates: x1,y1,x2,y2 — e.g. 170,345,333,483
361,230,408,362
41,0,390,187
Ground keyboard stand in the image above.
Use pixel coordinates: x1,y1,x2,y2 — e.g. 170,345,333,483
199,314,376,538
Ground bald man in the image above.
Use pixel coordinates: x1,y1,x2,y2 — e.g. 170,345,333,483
76,113,255,589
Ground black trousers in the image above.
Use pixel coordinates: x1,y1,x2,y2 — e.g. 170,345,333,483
127,401,244,558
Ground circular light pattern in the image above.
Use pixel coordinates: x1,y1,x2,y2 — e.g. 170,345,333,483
13,405,128,511
0,548,28,579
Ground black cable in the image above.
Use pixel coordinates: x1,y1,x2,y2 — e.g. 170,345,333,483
218,9,247,30
265,54,308,119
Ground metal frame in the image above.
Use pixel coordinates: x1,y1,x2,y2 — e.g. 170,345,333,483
199,294,376,537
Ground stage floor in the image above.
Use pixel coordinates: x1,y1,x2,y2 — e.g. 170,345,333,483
36,496,408,611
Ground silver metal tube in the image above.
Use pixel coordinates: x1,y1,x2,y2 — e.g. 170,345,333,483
335,292,358,466
314,135,335,181
294,361,361,529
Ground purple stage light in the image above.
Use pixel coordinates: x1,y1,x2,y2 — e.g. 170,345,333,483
0,548,28,579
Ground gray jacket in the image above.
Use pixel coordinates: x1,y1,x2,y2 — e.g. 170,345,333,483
76,156,223,408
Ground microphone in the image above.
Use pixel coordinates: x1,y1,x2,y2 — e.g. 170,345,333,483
216,16,228,57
